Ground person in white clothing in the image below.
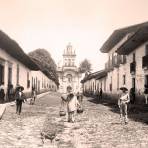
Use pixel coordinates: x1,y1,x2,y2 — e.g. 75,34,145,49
67,92,80,123
118,86,130,124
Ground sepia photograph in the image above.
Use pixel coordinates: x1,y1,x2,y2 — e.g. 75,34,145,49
0,0,148,147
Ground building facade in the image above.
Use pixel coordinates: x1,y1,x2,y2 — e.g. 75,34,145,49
81,22,148,103
57,43,82,93
81,70,107,96
100,22,148,101
0,30,57,102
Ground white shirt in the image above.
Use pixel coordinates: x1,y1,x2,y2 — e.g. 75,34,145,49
67,96,79,112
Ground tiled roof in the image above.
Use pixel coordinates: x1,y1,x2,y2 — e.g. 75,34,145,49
81,70,107,83
100,21,148,53
117,26,148,55
0,30,39,70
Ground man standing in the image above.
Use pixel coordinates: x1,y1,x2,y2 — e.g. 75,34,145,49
15,85,26,115
99,88,103,100
118,86,130,124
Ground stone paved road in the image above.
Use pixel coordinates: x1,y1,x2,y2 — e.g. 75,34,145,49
1,92,148,148
0,92,61,148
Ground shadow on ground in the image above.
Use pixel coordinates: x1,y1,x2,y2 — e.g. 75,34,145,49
88,97,148,125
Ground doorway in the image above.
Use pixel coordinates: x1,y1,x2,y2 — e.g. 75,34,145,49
132,78,135,88
0,64,4,85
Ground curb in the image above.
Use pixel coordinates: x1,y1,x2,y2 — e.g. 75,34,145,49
0,104,6,120
0,91,53,120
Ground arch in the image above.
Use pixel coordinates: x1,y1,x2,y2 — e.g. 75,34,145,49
66,74,72,82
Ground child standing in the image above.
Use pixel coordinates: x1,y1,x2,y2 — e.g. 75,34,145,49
31,88,37,104
67,92,80,123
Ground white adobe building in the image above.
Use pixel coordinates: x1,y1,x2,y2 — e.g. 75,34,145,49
100,22,148,101
0,30,57,101
57,43,82,93
81,70,107,94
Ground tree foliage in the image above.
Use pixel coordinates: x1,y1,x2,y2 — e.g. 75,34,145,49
28,49,59,85
79,59,92,73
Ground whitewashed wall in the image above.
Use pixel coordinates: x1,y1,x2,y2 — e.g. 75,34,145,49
0,48,57,98
0,48,32,93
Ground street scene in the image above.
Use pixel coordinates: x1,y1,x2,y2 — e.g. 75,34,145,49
1,92,148,148
1,0,148,148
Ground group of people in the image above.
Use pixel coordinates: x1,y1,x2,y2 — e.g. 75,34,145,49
0,83,15,103
0,84,37,115
60,86,83,123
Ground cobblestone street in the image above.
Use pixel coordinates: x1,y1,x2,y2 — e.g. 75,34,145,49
1,92,148,148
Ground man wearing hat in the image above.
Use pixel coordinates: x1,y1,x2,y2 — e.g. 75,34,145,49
118,86,130,124
15,85,26,115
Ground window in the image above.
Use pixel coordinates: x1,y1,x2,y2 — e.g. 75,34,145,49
16,64,19,85
32,77,33,88
110,84,112,91
145,44,148,55
34,78,36,88
133,53,135,62
117,72,119,90
36,77,37,89
0,64,4,85
110,76,112,91
145,75,148,86
38,80,40,91
101,82,102,89
8,67,12,85
123,74,126,85
27,72,30,88
112,53,114,65
132,78,135,88
67,74,72,82
104,78,106,91
68,59,71,66
93,82,94,91
97,83,99,90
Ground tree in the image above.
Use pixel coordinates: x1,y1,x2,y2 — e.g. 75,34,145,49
79,59,92,73
28,49,59,85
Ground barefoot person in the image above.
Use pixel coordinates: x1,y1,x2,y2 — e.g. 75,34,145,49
118,86,130,124
67,90,80,123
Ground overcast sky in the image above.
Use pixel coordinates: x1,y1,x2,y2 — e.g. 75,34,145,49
0,0,148,71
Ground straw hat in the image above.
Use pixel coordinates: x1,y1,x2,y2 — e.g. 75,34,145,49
16,85,24,91
120,86,128,91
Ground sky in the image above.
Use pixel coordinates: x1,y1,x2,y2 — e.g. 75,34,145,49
0,0,148,71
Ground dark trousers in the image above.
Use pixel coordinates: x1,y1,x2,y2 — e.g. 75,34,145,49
16,100,23,114
99,94,102,99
